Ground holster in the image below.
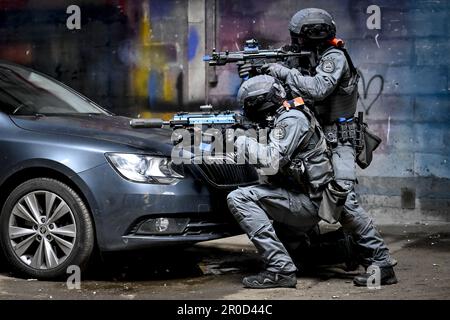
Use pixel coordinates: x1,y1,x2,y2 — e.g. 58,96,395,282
355,112,382,169
356,123,382,169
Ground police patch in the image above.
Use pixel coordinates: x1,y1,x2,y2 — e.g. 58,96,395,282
322,60,335,73
273,126,286,140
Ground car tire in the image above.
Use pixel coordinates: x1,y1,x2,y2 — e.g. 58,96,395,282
0,178,94,280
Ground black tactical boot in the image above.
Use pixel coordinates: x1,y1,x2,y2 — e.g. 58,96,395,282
242,270,297,289
353,266,398,287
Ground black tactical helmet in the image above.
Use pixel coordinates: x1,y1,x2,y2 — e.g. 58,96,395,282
237,75,286,121
289,8,336,43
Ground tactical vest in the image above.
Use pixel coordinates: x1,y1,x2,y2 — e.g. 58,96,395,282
313,47,360,124
282,100,334,192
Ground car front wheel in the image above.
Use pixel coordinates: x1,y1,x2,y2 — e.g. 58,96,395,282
0,178,94,280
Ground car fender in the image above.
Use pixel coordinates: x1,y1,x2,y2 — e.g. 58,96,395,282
0,159,101,232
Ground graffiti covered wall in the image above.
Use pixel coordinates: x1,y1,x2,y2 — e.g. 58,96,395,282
0,0,187,118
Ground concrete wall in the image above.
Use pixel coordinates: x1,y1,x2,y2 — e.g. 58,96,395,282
0,0,448,223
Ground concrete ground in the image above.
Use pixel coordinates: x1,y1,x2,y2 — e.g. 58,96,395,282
0,224,449,300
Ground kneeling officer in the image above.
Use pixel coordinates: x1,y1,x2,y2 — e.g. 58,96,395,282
227,75,346,289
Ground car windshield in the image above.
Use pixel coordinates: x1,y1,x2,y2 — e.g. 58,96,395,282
0,64,109,115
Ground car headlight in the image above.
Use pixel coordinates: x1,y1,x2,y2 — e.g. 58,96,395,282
106,153,184,184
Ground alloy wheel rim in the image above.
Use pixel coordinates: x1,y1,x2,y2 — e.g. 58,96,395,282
8,190,77,270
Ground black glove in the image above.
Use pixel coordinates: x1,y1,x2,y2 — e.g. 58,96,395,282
260,63,291,81
237,61,255,79
260,63,271,75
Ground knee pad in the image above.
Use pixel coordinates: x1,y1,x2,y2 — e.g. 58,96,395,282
226,190,241,213
226,188,257,220
226,189,241,203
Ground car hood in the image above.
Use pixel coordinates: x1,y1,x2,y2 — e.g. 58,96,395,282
10,114,174,155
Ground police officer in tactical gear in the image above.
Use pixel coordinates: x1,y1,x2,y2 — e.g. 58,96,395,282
227,75,336,289
258,8,397,286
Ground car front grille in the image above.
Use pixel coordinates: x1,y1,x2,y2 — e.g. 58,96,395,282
190,155,260,189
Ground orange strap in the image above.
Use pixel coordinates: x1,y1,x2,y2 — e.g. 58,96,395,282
329,37,345,48
283,97,305,110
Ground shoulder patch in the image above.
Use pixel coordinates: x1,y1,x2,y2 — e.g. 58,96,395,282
272,123,287,140
322,59,335,73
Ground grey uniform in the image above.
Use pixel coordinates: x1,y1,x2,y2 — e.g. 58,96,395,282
268,48,393,268
227,108,322,274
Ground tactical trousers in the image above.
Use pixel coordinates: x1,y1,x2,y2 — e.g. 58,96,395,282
331,139,394,268
227,184,321,274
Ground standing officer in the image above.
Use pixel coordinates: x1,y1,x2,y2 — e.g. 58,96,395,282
227,75,337,288
256,8,397,286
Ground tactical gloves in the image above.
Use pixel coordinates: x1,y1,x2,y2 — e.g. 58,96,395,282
261,63,291,82
237,62,255,79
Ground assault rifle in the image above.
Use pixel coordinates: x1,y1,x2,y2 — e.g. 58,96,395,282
130,105,266,151
203,39,316,73
130,105,255,131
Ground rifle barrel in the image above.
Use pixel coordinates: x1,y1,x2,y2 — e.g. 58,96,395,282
129,118,166,128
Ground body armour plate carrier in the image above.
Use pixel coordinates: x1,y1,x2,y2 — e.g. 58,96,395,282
314,47,360,124
285,105,334,192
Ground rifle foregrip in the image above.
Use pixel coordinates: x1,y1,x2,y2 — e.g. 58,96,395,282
130,118,164,128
